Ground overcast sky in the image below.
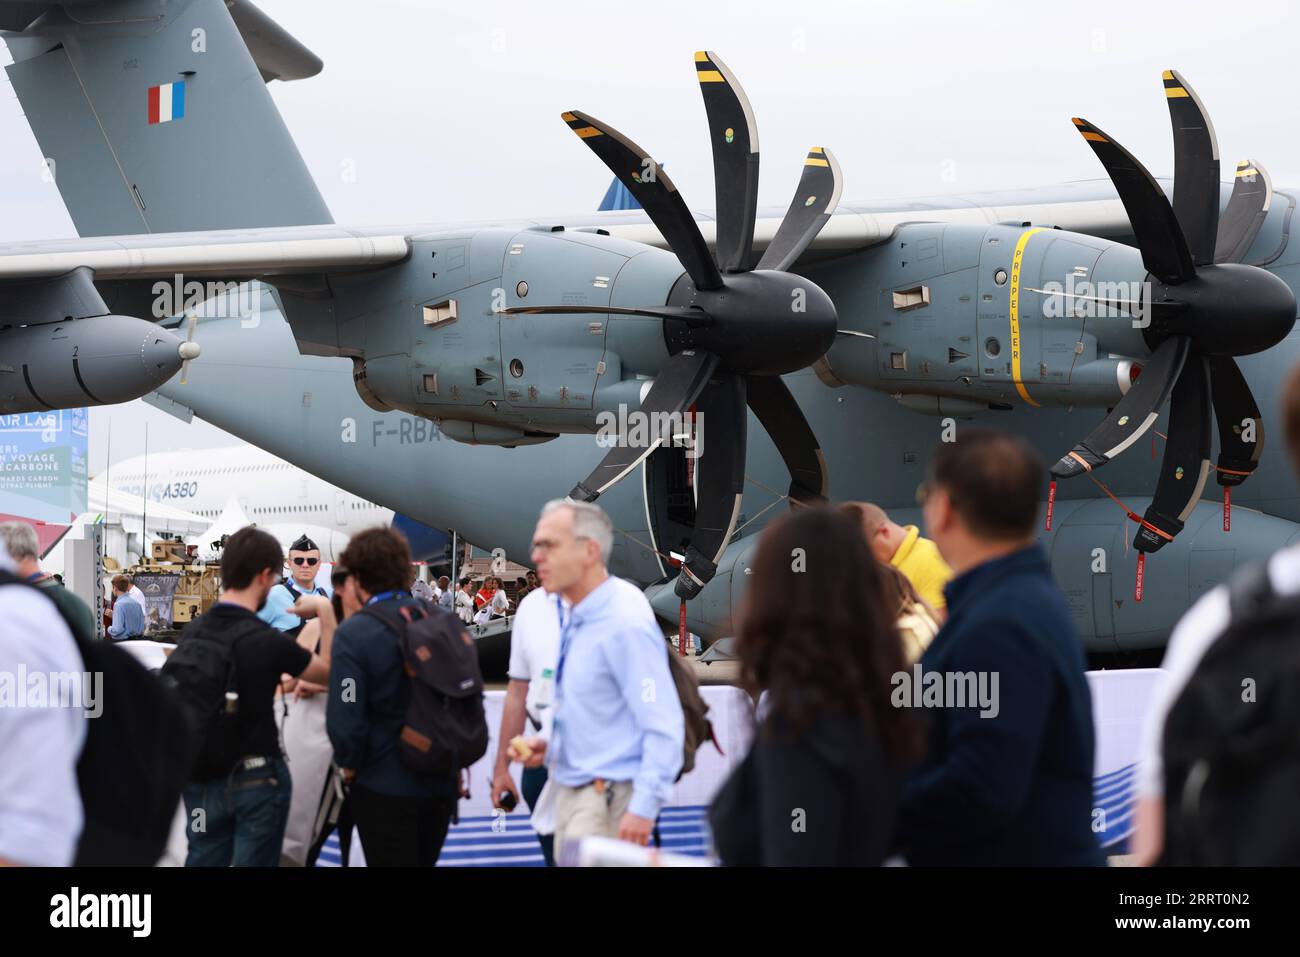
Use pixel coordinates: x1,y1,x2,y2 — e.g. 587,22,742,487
3,0,1299,470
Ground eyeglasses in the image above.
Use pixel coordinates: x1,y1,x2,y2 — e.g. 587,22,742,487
292,557,319,566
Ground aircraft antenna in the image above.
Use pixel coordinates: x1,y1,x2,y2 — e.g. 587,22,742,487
142,423,148,559
103,415,112,528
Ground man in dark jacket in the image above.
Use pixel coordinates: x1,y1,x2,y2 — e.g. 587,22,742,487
895,429,1102,866
326,528,460,866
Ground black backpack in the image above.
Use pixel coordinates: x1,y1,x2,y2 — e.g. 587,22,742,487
1161,561,1300,865
161,614,264,782
0,570,194,866
361,601,488,778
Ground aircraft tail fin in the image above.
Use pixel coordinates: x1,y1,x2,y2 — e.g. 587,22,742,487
2,0,332,236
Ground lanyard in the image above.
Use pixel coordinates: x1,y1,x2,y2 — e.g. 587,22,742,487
554,597,578,685
367,590,408,605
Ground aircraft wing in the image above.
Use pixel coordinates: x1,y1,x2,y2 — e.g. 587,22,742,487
0,225,411,283
0,178,1137,289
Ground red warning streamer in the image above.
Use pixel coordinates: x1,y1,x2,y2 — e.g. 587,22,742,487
1224,485,1231,532
678,600,689,657
1134,552,1146,602
1045,480,1057,531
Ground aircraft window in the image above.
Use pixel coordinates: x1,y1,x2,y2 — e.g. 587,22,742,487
890,352,908,371
985,338,1002,358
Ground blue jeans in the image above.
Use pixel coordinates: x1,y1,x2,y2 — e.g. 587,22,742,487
182,757,292,867
520,765,555,867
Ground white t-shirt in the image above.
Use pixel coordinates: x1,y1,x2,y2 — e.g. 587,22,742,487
490,589,509,617
508,588,566,727
128,584,147,609
1137,541,1300,798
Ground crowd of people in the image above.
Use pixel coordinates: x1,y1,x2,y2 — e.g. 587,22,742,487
5,368,1300,866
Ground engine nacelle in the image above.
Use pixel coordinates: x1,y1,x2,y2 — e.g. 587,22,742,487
0,315,187,413
810,222,1152,413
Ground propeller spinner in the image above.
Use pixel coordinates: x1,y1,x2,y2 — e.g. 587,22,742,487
505,51,841,599
1050,70,1296,554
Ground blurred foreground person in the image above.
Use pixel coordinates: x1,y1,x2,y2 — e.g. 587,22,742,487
709,507,922,866
0,539,86,865
895,429,1101,866
1133,363,1300,866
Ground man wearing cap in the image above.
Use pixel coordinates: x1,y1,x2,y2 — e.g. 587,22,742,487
258,534,331,638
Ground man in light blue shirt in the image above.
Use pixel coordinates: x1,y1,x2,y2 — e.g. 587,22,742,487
513,499,683,861
108,580,147,639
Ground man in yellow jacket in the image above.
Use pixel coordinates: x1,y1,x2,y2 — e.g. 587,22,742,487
842,502,953,619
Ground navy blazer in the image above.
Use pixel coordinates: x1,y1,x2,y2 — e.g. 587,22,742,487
894,544,1104,866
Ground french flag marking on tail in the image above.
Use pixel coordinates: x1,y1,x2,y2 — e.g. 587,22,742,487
147,81,186,124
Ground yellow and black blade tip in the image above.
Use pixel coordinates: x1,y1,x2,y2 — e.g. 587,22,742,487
561,111,603,140
694,50,726,84
1071,117,1109,145
1161,69,1190,99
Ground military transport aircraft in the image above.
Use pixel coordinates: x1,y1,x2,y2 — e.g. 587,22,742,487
2,0,1299,654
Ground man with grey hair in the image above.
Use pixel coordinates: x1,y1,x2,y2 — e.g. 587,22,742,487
0,536,88,865
511,499,683,862
0,520,96,644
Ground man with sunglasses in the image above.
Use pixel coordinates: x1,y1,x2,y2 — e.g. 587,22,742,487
259,534,331,638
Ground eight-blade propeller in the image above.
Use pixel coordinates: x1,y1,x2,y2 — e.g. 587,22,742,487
1050,70,1296,554
506,52,841,600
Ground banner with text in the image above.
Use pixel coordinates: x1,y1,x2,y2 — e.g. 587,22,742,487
0,409,88,524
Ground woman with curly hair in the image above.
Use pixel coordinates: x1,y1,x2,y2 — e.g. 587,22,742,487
708,506,923,865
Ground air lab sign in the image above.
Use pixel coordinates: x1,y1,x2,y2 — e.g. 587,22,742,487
0,409,88,524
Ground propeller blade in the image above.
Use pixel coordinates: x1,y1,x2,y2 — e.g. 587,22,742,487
675,373,747,600
1207,356,1264,486
755,147,844,272
1050,335,1191,478
745,375,828,503
695,51,760,274
1135,356,1212,552
178,312,199,384
1163,70,1220,267
1071,117,1196,285
1215,160,1273,264
500,304,712,326
563,110,723,291
568,349,718,502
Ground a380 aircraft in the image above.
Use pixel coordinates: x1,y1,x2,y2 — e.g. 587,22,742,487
2,0,1299,655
